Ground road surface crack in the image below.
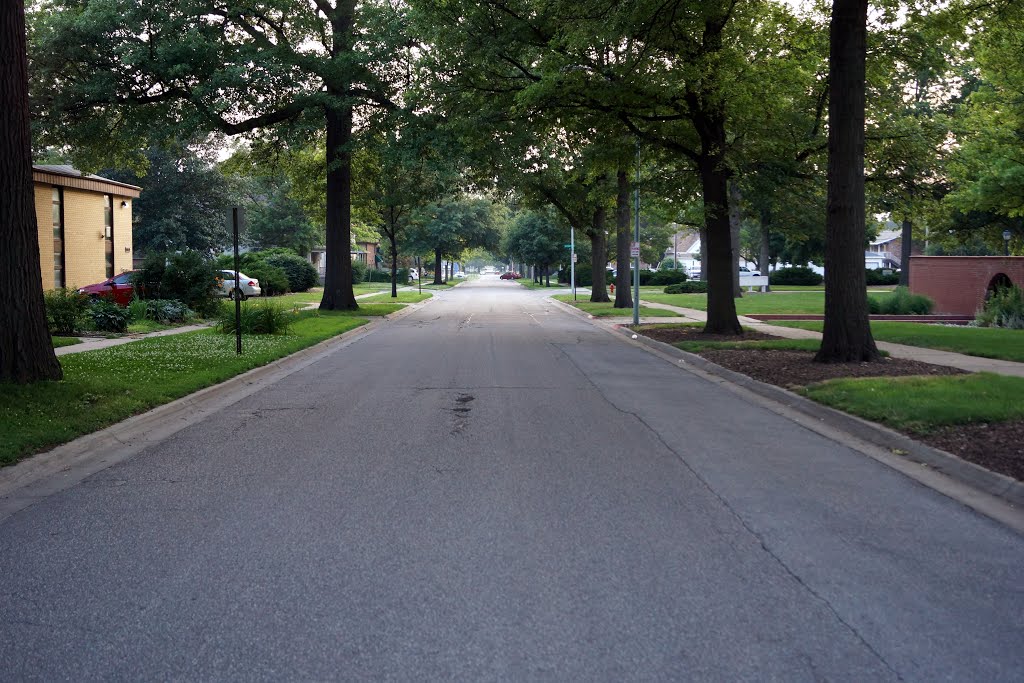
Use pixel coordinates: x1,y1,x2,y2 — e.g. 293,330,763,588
552,342,904,681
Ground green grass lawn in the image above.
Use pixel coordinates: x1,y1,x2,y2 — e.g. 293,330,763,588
642,290,895,315
353,282,395,292
51,336,82,348
360,291,432,304
264,292,323,307
553,295,680,318
774,321,1024,363
518,279,566,290
127,319,176,334
0,311,369,466
800,373,1024,434
418,281,456,290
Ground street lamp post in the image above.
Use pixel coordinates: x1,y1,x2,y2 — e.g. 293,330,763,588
1004,230,1012,257
633,139,641,326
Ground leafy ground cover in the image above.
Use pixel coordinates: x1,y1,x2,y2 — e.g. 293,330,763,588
774,321,1024,363
51,336,82,348
553,296,680,318
127,319,175,334
642,290,895,315
1,311,368,466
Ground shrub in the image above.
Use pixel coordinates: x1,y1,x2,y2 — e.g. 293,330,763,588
865,268,900,286
350,259,368,284
146,299,194,324
649,270,688,286
87,299,131,332
218,300,294,335
127,298,148,323
242,262,290,296
44,288,88,335
138,251,220,316
770,266,823,286
162,252,221,317
870,286,934,315
664,281,708,294
977,285,1024,329
264,253,318,292
366,268,409,283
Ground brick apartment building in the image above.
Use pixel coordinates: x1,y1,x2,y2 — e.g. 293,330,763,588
33,165,141,291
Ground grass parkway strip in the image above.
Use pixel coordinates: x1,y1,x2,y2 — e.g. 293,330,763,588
1,311,368,467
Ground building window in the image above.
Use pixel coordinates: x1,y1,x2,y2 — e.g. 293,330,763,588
52,187,65,288
104,194,115,278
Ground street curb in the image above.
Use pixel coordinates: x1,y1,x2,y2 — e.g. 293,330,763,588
0,297,433,522
545,295,1024,531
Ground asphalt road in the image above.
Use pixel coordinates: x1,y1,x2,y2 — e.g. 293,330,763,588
2,276,1023,681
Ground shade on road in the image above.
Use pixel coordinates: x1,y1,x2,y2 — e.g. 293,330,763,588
1,277,1022,680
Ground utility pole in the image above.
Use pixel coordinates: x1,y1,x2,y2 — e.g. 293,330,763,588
633,139,641,326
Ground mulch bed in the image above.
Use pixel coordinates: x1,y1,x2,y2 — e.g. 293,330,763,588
635,325,1023,483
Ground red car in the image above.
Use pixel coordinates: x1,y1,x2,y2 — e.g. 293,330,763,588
499,272,521,280
77,271,139,306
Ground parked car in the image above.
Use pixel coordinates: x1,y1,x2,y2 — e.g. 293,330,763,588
499,271,521,280
217,270,261,300
738,266,761,276
409,268,419,281
78,271,139,306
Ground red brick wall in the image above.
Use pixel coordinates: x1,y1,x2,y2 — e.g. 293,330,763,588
909,256,1024,315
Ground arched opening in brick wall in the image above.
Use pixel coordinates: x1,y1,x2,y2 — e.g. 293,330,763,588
988,273,1013,293
909,256,1024,315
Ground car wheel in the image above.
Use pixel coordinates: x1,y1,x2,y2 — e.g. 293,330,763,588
229,288,248,301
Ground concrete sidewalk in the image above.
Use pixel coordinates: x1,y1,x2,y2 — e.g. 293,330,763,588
606,298,1024,379
54,289,407,357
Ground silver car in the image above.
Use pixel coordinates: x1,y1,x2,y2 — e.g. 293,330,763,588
218,270,262,300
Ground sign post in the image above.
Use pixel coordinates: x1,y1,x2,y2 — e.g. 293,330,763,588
633,140,641,326
232,207,242,355
570,229,576,301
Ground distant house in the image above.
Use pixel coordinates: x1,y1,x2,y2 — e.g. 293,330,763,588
33,165,140,290
307,240,382,280
866,227,903,270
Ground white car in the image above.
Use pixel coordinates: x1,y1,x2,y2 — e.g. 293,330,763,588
218,270,261,300
408,268,419,281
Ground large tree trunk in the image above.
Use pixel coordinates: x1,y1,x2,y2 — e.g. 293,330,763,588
387,212,398,298
433,249,443,284
699,226,708,280
319,0,358,311
760,213,772,293
899,218,912,286
614,169,633,308
589,206,610,303
0,1,62,384
729,180,743,299
816,0,880,363
695,109,742,335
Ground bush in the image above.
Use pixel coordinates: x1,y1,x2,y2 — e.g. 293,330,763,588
218,300,295,335
242,262,290,296
977,285,1024,329
264,252,318,292
44,288,88,335
350,259,368,284
664,281,708,294
865,268,901,286
870,286,934,315
366,268,409,283
769,266,823,286
127,298,148,323
137,251,220,316
87,299,131,332
146,299,194,324
648,270,688,286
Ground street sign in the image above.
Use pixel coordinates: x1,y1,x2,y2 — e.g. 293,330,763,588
572,253,578,263
630,242,640,258
564,244,573,248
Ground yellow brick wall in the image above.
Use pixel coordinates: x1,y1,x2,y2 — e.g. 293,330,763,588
34,184,135,290
34,186,52,291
